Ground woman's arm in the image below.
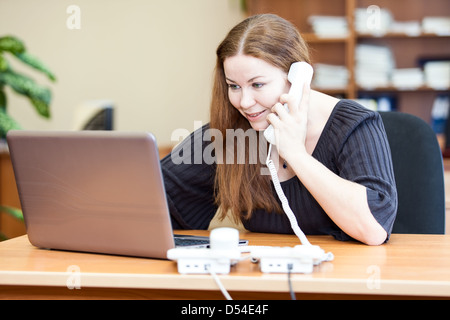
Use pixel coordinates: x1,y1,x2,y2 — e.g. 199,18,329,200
267,87,394,245
288,153,388,245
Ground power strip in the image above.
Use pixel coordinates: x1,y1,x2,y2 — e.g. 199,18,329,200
259,257,313,274
167,228,241,275
250,245,334,274
167,248,239,274
176,258,231,274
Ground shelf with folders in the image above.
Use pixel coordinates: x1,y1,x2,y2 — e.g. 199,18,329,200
353,0,450,122
245,0,356,98
245,0,450,124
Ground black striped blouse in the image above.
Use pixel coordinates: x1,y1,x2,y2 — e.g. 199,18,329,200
161,99,397,242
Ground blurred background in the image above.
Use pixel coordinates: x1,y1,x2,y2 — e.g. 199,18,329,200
0,0,245,146
1,0,449,238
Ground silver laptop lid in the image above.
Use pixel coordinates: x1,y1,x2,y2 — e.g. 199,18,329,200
7,130,175,259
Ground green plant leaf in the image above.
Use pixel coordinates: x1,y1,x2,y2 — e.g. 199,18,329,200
0,108,22,138
0,36,26,54
0,53,8,72
0,69,51,103
29,95,50,118
0,205,24,221
0,69,52,118
14,52,56,82
0,35,54,122
0,86,6,109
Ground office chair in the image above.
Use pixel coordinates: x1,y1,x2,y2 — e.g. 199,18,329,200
379,111,445,234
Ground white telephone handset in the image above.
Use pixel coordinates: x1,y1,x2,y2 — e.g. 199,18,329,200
263,62,314,145
264,62,315,246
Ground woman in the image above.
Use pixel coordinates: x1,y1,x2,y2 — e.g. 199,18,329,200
161,14,397,245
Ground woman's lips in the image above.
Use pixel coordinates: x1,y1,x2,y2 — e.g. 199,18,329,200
245,110,266,122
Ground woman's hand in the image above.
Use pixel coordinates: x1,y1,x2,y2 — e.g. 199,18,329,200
266,83,311,162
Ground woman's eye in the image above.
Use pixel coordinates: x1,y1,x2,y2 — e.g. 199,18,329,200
228,84,240,90
252,83,264,89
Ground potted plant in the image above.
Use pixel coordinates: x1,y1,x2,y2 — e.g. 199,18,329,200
0,35,56,239
0,35,56,138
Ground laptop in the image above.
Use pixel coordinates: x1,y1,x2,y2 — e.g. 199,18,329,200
7,130,246,259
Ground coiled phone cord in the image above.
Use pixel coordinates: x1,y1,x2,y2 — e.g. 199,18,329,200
266,143,311,246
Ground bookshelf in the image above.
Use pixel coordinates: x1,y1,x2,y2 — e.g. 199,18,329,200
245,0,450,125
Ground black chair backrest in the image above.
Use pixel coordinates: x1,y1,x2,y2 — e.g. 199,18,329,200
379,111,445,234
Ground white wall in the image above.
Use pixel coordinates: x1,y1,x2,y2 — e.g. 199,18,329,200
0,0,244,145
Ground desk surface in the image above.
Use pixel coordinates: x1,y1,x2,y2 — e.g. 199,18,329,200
1,231,450,299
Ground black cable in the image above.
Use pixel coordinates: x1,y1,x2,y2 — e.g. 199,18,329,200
287,263,296,300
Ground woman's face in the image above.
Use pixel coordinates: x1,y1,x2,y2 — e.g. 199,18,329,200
224,54,290,131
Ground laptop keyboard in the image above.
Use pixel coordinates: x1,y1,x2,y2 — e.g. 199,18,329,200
174,238,210,247
173,234,210,247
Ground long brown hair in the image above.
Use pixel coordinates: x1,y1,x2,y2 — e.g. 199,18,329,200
210,14,311,222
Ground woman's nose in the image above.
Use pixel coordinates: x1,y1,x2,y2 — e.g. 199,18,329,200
240,89,256,109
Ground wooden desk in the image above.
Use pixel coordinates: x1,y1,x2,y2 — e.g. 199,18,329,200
1,231,450,300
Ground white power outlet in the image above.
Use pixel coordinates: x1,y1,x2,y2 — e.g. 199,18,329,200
176,258,231,274
167,228,242,275
259,258,313,273
250,245,333,274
